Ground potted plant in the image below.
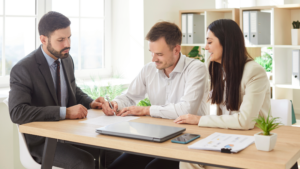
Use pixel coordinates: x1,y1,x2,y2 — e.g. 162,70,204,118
291,20,300,45
254,47,273,81
188,46,205,63
253,113,281,151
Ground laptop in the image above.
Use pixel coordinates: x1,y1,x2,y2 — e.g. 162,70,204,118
96,121,186,142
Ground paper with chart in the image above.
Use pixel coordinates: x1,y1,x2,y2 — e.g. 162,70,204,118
188,132,254,153
80,115,139,127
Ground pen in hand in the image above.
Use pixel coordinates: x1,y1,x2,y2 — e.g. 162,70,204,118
105,95,116,116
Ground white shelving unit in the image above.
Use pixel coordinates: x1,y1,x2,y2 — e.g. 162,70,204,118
179,8,239,61
179,4,300,114
240,4,300,114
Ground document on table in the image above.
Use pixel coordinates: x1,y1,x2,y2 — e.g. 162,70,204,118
188,132,254,153
80,115,139,127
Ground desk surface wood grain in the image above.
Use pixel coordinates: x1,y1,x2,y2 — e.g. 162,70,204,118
19,109,300,169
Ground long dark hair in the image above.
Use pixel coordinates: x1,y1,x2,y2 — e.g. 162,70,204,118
208,19,252,111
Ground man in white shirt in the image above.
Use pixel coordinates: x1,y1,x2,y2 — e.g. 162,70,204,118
101,22,209,120
102,21,209,169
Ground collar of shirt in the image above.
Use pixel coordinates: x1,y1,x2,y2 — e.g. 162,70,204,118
41,46,61,68
156,53,185,77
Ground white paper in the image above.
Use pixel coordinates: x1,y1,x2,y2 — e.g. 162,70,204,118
188,132,254,153
80,115,139,127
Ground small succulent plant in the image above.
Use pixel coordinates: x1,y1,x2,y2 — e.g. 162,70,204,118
253,112,281,136
292,20,300,29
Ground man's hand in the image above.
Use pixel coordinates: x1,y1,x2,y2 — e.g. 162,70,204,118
116,106,150,117
66,104,88,119
174,114,201,125
90,97,103,109
98,97,115,116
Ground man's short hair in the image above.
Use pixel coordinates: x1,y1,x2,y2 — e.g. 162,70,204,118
146,21,182,50
38,11,71,37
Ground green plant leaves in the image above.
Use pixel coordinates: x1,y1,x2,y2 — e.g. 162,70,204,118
254,47,273,72
137,98,151,107
78,78,127,100
292,20,300,29
187,46,205,63
253,111,282,136
78,78,151,107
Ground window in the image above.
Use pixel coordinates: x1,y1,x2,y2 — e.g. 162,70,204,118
0,0,111,87
0,0,36,77
52,0,105,70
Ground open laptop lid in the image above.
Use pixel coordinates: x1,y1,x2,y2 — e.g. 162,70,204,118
96,121,186,142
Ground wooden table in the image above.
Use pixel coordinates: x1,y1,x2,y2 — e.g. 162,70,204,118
19,109,300,169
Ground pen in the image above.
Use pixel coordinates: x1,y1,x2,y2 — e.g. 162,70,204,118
105,95,116,116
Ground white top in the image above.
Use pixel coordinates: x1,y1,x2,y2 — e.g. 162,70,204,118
113,54,209,119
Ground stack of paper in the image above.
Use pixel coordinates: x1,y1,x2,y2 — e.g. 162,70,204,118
188,132,254,153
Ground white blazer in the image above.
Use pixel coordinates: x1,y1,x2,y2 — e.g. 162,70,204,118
198,60,271,130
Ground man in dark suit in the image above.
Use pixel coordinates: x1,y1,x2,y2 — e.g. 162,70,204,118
9,11,103,169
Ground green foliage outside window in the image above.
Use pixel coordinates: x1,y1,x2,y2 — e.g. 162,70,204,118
78,78,151,106
79,82,127,100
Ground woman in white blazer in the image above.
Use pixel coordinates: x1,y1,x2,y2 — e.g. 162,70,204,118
174,19,271,169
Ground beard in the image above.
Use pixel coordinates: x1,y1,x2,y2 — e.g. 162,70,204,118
47,40,70,59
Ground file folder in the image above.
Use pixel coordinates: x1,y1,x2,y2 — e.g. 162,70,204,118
249,11,271,45
292,50,300,86
243,11,250,46
187,14,204,44
181,14,188,44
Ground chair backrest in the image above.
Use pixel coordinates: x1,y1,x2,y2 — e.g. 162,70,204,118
17,124,42,169
270,99,292,126
4,98,61,169
3,97,41,168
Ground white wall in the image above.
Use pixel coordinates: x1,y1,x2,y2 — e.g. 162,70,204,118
143,0,215,64
111,0,144,80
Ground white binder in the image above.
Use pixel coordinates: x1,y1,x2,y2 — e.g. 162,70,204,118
181,14,188,44
249,11,271,45
292,50,300,86
243,11,250,46
187,14,204,44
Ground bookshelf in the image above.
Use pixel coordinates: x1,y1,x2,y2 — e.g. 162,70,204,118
179,4,300,114
179,8,239,61
240,4,300,114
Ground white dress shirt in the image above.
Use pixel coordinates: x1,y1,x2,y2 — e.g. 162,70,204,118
113,54,209,119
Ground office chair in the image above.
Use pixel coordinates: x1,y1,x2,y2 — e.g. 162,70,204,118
270,99,296,126
3,98,62,169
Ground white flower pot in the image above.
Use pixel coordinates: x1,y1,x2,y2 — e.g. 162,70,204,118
254,132,277,151
291,29,300,45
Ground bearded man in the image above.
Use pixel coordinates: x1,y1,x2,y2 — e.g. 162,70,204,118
9,11,103,169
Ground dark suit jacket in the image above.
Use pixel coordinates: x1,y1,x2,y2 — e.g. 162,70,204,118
9,46,93,163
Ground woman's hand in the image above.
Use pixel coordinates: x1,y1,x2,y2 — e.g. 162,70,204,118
174,114,201,125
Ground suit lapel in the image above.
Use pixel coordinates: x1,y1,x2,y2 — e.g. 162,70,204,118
35,46,58,105
61,57,76,107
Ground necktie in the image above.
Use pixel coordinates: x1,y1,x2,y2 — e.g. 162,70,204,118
55,60,61,106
